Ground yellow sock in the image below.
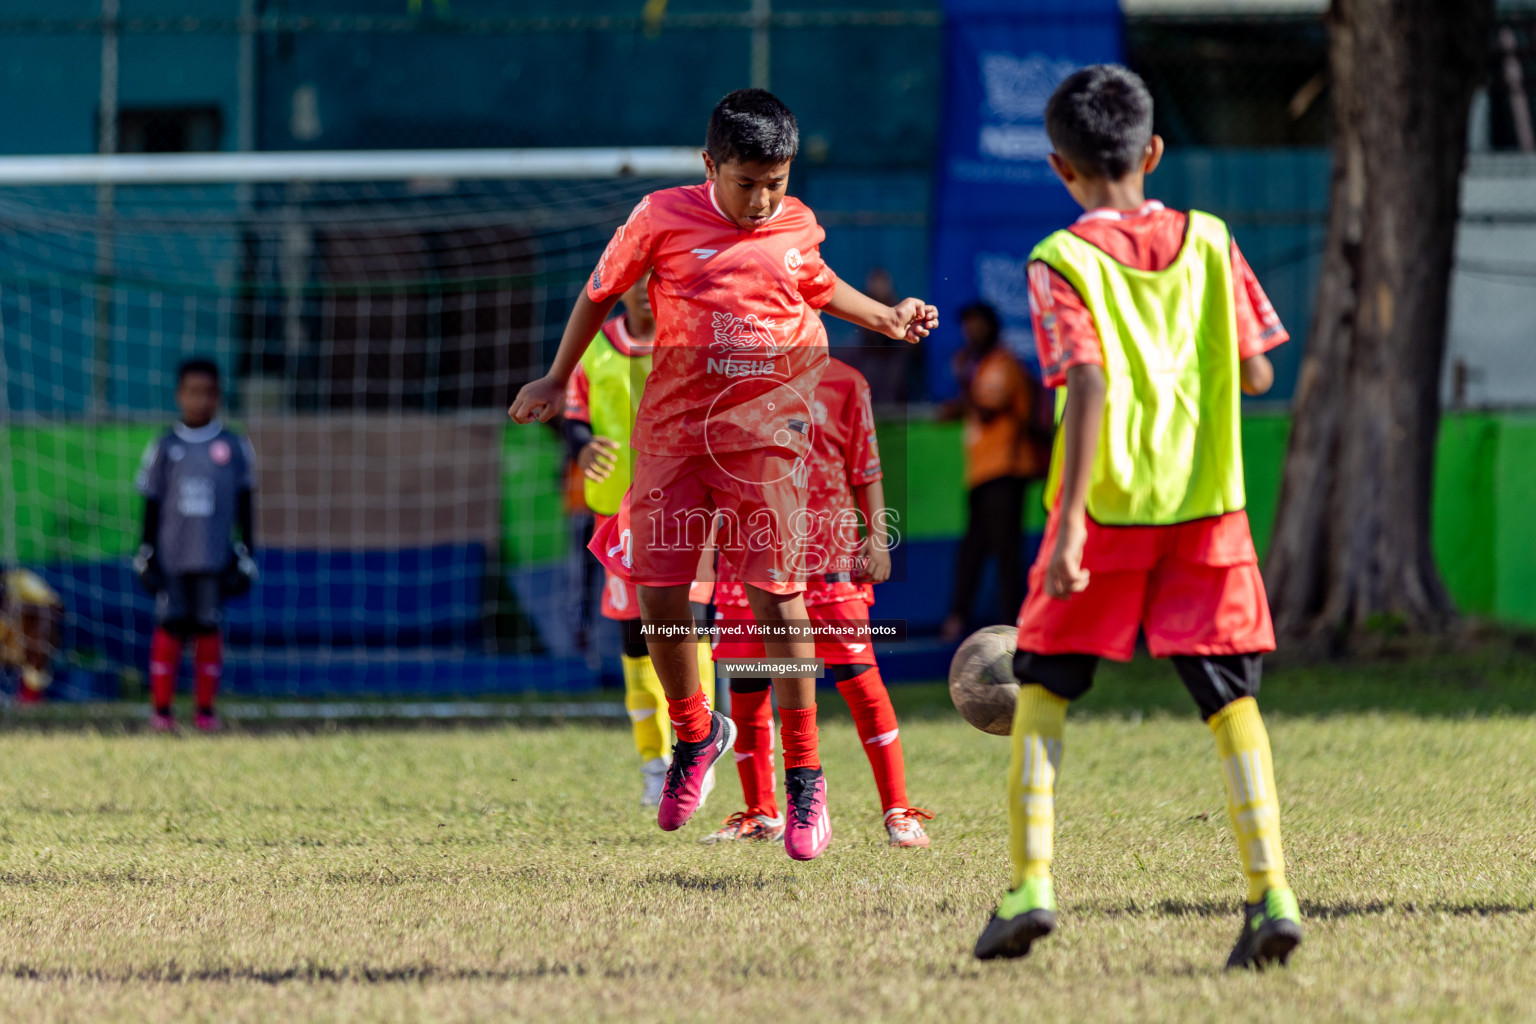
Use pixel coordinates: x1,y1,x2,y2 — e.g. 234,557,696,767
1209,696,1288,903
1008,683,1068,888
622,654,669,762
694,639,716,712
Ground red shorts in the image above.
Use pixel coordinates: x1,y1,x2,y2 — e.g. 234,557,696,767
1016,507,1276,661
712,578,872,610
594,515,715,621
589,449,809,596
712,597,877,666
599,568,642,621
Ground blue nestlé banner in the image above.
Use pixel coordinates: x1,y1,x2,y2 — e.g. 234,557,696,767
927,0,1122,399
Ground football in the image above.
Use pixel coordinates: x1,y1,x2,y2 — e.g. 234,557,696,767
947,624,1020,736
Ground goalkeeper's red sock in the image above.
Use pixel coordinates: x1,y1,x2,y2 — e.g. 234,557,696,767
836,666,908,812
730,686,778,818
193,633,222,714
149,628,181,714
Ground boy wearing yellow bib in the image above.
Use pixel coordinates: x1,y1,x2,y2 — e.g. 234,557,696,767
974,65,1302,970
564,273,716,807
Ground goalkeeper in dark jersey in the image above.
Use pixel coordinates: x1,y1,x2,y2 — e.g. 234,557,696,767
134,358,258,732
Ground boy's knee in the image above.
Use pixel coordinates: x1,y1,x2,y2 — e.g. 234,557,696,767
1172,654,1262,721
1013,651,1097,703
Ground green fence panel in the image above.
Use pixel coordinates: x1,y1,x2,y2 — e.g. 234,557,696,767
1494,417,1536,625
501,426,568,568
4,425,158,563
1239,412,1291,563
903,421,965,539
1432,415,1500,616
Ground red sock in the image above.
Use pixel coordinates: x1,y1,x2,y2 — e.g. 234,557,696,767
149,628,182,713
779,704,820,772
730,687,778,818
667,687,713,744
837,666,908,812
193,633,222,713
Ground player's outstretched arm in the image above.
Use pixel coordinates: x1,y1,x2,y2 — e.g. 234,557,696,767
821,279,938,344
509,292,619,423
1046,363,1105,601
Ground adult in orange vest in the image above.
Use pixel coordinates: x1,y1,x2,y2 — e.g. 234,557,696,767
940,302,1050,643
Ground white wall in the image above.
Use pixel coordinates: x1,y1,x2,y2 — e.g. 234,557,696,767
1445,153,1536,408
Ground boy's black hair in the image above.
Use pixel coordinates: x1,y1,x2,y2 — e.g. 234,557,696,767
959,301,1001,338
1044,64,1154,181
706,89,799,167
177,357,221,388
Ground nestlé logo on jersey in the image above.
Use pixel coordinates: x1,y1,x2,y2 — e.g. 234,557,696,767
708,312,780,378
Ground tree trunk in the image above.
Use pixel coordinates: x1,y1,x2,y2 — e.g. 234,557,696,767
1264,0,1492,645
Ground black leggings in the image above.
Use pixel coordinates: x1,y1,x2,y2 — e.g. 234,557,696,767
1013,650,1262,721
950,475,1028,623
622,601,712,659
727,662,874,693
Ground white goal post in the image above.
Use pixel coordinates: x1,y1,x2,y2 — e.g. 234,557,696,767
0,147,704,185
0,147,703,700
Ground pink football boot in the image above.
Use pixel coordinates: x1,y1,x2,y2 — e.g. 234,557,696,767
657,710,736,832
783,767,831,861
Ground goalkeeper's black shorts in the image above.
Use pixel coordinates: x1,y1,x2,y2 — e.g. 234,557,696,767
155,574,224,636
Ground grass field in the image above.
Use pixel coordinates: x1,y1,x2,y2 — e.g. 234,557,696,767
1,648,1534,1022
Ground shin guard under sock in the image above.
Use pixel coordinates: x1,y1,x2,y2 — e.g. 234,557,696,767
835,666,908,812
1008,684,1067,889
730,686,778,817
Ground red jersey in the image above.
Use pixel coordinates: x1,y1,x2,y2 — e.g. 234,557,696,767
1026,201,1288,568
563,315,652,425
585,183,838,459
716,358,881,609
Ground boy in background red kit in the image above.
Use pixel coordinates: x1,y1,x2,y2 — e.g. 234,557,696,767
704,357,933,848
511,90,936,861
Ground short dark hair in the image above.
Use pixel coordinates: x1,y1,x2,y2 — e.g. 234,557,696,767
959,302,1000,334
1044,64,1154,181
706,89,799,167
959,302,1001,348
177,357,220,388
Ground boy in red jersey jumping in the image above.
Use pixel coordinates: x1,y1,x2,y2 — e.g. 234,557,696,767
563,272,719,807
511,90,936,861
704,357,932,849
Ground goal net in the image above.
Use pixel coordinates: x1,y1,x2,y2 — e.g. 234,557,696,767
0,148,697,701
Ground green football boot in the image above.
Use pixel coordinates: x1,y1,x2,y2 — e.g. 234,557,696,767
1225,886,1303,970
974,876,1057,961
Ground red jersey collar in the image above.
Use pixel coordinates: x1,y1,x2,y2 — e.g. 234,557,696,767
605,314,654,357
707,182,789,230
1074,199,1166,225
